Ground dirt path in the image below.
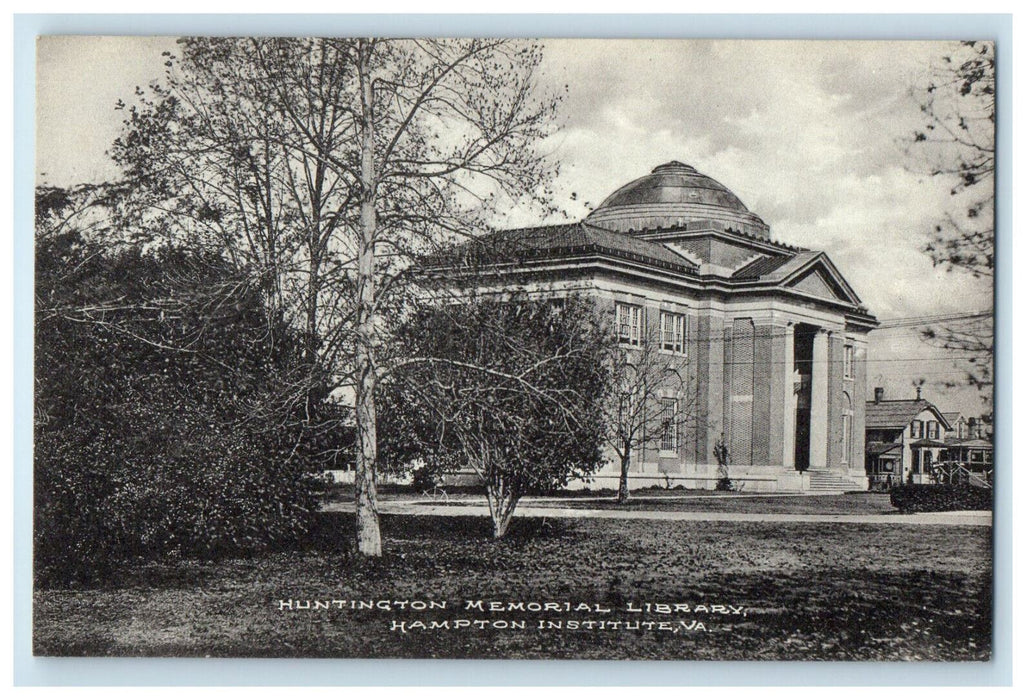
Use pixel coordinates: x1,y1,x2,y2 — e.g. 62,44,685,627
323,500,992,527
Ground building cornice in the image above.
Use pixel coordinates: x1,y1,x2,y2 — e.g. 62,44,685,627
425,252,879,327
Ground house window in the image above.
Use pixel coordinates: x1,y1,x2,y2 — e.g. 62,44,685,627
926,421,940,440
910,420,923,439
615,303,643,347
843,345,854,379
659,398,678,452
970,450,984,463
659,311,686,354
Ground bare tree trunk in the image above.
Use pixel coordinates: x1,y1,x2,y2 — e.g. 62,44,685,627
353,40,382,557
488,489,519,538
484,474,520,539
617,446,631,504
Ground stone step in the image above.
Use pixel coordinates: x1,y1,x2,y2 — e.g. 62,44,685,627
806,470,859,494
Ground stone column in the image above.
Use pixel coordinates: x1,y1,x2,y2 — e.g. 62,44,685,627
783,322,796,468
809,329,829,469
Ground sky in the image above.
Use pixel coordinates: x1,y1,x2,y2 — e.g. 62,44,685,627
35,36,995,417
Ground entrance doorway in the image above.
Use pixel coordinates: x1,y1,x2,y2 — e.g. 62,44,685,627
793,324,819,471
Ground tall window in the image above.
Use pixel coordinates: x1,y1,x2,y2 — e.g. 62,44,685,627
617,392,632,430
615,303,642,346
841,393,853,463
910,420,924,439
659,398,678,452
659,311,686,354
927,421,940,439
843,344,855,379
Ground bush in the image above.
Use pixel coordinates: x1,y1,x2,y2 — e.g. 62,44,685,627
889,484,992,513
411,464,439,493
34,414,325,586
34,230,336,587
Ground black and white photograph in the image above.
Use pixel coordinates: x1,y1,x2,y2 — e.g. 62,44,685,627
30,34,997,662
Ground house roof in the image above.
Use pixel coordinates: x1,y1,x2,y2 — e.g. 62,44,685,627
866,441,903,456
942,411,962,427
864,399,952,430
944,437,994,449
731,253,796,279
433,222,701,275
423,220,875,324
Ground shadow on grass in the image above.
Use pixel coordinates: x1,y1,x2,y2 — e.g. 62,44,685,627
306,511,575,552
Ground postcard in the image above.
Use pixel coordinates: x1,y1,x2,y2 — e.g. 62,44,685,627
32,36,995,662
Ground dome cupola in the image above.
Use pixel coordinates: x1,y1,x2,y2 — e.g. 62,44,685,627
585,161,769,238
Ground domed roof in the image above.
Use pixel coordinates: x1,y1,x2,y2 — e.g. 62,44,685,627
585,161,769,239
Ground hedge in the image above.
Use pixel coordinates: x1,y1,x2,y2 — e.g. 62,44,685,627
889,484,993,513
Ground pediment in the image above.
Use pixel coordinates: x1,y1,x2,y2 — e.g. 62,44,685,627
789,269,845,301
781,255,863,306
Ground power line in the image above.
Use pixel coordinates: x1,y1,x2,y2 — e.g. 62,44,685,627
873,310,993,329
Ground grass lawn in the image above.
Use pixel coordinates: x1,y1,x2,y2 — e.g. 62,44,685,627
33,510,991,661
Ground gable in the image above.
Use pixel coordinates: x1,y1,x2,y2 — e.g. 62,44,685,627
779,254,863,306
915,408,942,424
910,407,953,432
789,269,844,302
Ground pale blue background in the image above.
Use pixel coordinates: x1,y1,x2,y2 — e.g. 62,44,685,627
13,12,1013,686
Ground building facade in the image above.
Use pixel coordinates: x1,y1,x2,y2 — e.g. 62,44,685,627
865,387,954,487
446,162,878,492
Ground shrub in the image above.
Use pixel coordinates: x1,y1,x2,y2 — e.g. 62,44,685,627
34,230,335,587
34,413,325,586
889,484,992,513
411,464,439,493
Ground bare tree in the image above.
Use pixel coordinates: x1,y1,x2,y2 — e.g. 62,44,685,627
111,38,562,556
906,40,995,406
603,328,698,504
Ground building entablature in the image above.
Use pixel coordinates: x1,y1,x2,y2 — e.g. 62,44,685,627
430,250,877,328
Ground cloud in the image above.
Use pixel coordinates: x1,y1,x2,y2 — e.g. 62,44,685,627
36,37,995,416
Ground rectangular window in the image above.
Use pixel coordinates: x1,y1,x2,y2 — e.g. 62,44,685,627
843,345,854,379
615,303,643,347
617,392,632,430
841,414,852,462
927,421,940,440
659,311,686,354
910,420,923,439
659,398,678,452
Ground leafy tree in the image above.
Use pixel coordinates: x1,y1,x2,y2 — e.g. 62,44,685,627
379,296,610,538
34,187,338,586
111,38,562,556
602,330,698,503
907,40,995,405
